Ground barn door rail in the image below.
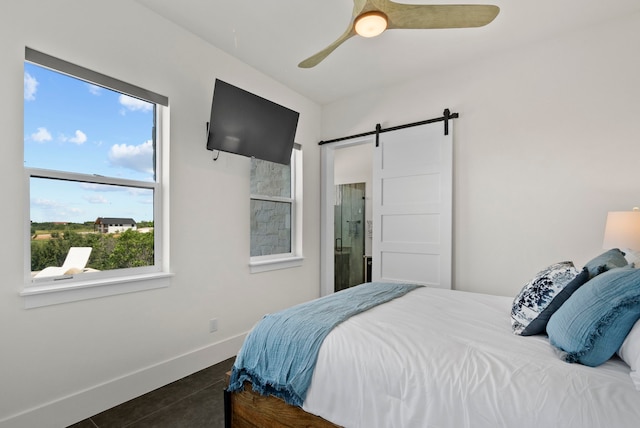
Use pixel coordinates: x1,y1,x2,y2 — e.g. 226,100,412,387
318,108,459,147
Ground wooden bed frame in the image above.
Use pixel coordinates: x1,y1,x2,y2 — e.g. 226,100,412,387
224,373,340,427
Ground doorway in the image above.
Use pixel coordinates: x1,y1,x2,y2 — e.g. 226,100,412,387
320,117,453,296
320,139,374,296
334,182,366,291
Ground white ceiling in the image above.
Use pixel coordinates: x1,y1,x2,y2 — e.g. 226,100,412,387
134,0,639,105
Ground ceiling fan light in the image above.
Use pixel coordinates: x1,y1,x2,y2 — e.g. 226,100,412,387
354,11,388,38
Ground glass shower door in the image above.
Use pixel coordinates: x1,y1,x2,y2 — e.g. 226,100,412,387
334,182,366,291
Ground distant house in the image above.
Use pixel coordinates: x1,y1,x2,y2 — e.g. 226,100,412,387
95,217,137,234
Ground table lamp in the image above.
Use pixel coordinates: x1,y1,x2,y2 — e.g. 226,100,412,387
603,208,640,265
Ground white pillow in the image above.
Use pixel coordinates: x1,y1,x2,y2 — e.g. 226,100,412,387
618,318,640,390
624,248,640,267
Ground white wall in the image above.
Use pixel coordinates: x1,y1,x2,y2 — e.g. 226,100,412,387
322,12,640,297
3,2,639,425
0,1,321,426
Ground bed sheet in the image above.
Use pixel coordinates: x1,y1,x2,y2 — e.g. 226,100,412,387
303,287,639,428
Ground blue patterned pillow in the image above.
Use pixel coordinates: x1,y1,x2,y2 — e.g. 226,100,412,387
547,267,640,367
511,262,586,336
583,248,627,278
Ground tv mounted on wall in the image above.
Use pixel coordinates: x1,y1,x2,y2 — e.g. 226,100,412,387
206,79,299,165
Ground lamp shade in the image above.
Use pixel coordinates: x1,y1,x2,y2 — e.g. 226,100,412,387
602,211,640,251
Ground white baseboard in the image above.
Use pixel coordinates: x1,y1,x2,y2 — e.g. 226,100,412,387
0,332,247,428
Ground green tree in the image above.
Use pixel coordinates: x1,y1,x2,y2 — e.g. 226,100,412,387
108,229,154,268
30,229,154,273
31,238,68,271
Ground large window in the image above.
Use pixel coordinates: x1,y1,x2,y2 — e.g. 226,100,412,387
249,145,302,272
22,48,169,307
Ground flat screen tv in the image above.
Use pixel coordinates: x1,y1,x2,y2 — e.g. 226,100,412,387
206,79,299,165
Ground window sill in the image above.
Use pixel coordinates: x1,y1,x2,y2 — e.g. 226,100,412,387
249,256,304,274
20,272,173,309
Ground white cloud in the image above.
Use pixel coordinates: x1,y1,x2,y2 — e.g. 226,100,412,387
69,130,87,144
108,140,154,174
32,198,61,209
128,188,152,197
80,183,123,192
87,84,102,95
31,198,85,222
119,94,153,113
59,130,87,144
83,194,109,204
31,127,52,142
127,188,154,204
24,72,38,101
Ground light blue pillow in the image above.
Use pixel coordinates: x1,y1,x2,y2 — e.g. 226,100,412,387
547,267,640,367
583,248,627,278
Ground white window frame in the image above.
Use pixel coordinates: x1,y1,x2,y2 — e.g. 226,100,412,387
249,145,303,273
21,48,171,308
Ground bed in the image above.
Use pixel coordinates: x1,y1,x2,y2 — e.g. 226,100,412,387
225,260,640,428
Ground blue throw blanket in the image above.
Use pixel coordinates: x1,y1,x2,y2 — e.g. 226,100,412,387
228,281,422,407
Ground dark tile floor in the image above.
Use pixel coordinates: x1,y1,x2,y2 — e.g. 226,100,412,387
67,357,235,428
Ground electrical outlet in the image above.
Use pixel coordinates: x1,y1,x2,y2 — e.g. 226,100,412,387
209,318,218,333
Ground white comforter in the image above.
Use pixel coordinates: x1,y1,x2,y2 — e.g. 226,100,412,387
303,287,639,428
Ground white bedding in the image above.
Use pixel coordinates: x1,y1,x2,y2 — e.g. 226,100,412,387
303,287,639,428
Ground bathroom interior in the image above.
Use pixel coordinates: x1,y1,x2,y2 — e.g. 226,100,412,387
333,143,374,292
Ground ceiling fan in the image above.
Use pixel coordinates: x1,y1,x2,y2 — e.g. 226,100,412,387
298,0,500,68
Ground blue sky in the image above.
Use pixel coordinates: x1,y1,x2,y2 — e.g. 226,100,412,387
24,62,155,224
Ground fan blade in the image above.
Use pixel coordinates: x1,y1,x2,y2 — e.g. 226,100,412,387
386,4,500,29
298,0,372,68
298,26,357,68
297,2,499,68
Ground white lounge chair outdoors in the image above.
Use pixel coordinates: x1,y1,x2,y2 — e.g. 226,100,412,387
33,247,93,278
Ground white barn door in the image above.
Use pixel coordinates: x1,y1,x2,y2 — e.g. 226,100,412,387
372,121,452,288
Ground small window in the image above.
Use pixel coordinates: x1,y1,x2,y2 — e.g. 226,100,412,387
249,146,303,272
22,48,170,307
